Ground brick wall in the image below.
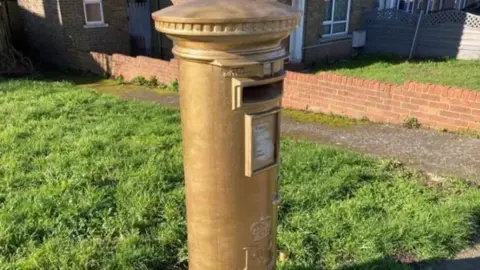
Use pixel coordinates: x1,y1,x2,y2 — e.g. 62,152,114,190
60,0,130,55
111,54,178,83
283,72,480,131
77,51,480,132
74,51,178,84
18,0,129,67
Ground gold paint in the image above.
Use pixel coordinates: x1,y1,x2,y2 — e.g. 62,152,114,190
152,1,299,269
250,216,272,242
244,236,275,270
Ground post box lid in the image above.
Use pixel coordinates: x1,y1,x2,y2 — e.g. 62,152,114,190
152,0,300,36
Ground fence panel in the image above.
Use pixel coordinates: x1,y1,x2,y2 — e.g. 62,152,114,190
364,9,419,55
364,9,480,60
416,10,480,59
150,0,174,60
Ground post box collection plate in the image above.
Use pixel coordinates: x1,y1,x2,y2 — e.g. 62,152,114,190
245,108,281,177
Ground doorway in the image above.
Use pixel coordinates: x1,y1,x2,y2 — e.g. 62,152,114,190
127,0,153,56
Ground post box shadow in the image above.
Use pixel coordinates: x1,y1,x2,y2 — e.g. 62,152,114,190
282,256,480,270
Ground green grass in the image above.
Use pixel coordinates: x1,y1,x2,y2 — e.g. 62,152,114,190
34,68,178,95
315,55,480,91
283,109,370,128
1,79,479,269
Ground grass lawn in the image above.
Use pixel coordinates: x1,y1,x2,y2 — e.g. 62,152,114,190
315,55,480,91
1,79,479,269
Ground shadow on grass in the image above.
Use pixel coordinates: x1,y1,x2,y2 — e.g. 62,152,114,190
282,256,480,270
281,206,480,270
28,62,106,86
346,257,480,270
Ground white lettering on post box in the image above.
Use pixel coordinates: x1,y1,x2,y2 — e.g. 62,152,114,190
252,115,276,171
254,122,274,162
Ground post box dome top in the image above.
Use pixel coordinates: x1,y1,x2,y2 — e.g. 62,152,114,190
152,0,300,36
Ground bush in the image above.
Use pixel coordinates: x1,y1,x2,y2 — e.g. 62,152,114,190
114,75,125,85
132,76,148,86
403,117,421,129
148,76,159,87
170,79,179,92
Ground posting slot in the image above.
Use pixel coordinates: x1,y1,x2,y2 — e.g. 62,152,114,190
232,74,285,110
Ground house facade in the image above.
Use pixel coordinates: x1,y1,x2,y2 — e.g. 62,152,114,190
17,0,130,69
288,0,377,65
17,0,478,69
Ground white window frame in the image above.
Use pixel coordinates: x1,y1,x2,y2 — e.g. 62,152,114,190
377,0,398,10
83,0,106,27
322,0,352,38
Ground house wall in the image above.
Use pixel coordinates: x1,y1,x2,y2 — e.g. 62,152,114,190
18,0,67,64
61,0,129,54
18,0,129,67
160,0,376,66
303,0,376,66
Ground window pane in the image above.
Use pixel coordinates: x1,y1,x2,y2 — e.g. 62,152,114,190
334,0,349,21
85,3,102,22
377,0,392,9
332,23,346,34
324,0,333,21
323,24,332,36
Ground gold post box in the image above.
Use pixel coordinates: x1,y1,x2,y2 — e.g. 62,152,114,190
152,1,300,269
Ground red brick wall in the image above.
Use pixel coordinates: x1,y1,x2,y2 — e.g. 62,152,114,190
283,72,480,131
111,54,178,83
78,52,480,132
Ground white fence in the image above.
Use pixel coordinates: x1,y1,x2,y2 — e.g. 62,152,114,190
364,9,480,59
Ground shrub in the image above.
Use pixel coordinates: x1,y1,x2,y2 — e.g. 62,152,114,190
114,75,125,85
403,117,421,129
148,76,159,87
132,76,148,86
170,79,179,92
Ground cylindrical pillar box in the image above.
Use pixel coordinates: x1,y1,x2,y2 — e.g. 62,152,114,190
152,1,300,269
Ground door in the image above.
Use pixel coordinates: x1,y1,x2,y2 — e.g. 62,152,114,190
127,0,152,56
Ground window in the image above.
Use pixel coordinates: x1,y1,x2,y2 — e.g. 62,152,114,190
323,0,351,37
376,0,397,9
83,0,105,26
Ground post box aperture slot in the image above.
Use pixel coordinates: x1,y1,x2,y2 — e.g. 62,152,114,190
242,81,283,104
231,73,285,110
